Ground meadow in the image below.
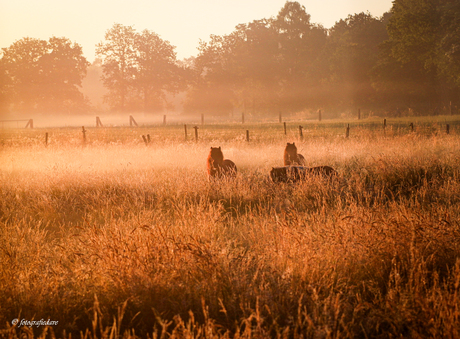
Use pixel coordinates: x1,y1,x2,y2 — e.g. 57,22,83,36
1,116,460,338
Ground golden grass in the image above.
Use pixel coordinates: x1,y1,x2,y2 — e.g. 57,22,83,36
1,123,460,338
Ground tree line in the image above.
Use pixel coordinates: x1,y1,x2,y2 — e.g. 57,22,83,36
1,0,459,117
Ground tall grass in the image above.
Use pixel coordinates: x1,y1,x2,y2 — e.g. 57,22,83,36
1,124,460,338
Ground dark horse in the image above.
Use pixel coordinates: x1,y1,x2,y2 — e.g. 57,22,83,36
207,147,237,178
270,165,337,183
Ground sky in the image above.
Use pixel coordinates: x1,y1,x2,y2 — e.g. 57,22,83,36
0,0,393,63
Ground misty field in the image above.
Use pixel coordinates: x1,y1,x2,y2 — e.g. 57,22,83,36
1,118,460,338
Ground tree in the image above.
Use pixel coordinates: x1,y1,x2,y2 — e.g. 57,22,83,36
273,1,328,111
372,0,460,112
134,29,185,112
96,24,137,111
39,37,89,111
325,12,388,108
437,1,460,89
186,2,329,116
96,24,185,113
0,59,9,114
231,19,282,114
1,37,89,114
185,34,237,115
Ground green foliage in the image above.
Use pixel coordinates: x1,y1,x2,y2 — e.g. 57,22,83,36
438,1,460,88
372,0,460,109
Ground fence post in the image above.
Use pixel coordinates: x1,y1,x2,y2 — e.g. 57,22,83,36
147,134,151,143
82,126,86,145
184,124,188,141
299,125,303,140
45,132,48,147
194,126,199,142
446,124,450,134
142,135,148,145
283,122,287,135
129,115,138,127
383,118,387,132
410,122,414,132
201,114,204,125
346,124,350,138
246,130,250,142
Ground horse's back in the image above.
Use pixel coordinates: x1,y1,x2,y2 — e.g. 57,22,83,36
270,165,337,182
221,159,237,176
308,165,337,177
297,154,307,166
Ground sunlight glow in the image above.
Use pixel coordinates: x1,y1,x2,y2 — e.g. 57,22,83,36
1,0,392,61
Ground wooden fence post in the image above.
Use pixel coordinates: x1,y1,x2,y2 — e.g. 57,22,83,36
346,124,350,138
147,134,151,143
45,132,49,147
82,126,86,145
246,130,250,142
129,115,138,127
410,122,414,132
283,122,287,135
194,126,199,142
184,124,188,141
383,119,387,132
299,125,303,140
446,124,450,134
142,135,148,145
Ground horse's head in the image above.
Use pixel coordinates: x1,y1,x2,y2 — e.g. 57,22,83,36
209,147,224,165
285,142,298,162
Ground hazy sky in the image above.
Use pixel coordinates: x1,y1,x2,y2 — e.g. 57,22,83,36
1,0,392,62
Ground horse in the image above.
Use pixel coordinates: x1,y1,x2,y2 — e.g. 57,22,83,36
270,165,337,183
284,142,306,166
207,147,237,178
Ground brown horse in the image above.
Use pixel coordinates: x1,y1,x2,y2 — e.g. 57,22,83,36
284,142,306,166
207,147,237,178
270,166,337,183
